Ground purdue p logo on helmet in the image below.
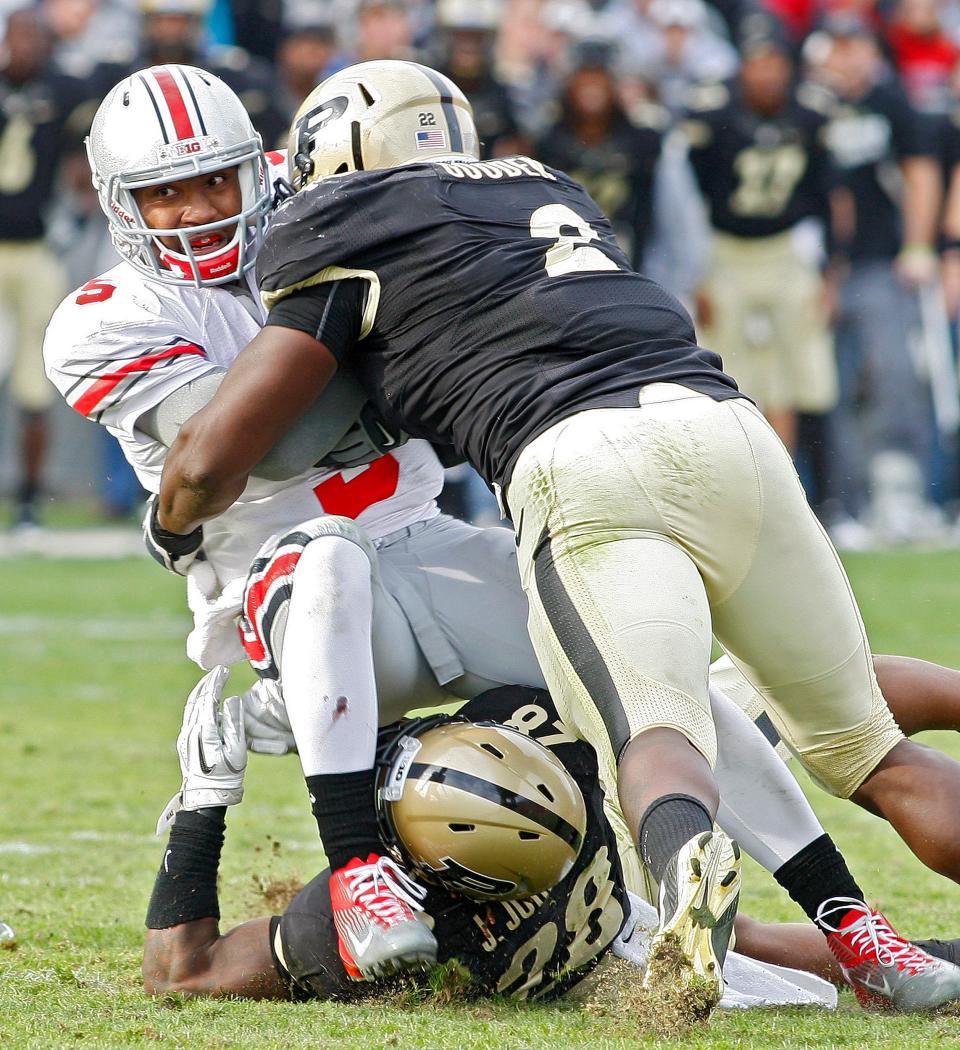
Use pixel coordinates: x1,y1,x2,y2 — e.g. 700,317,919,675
375,717,587,901
288,60,481,189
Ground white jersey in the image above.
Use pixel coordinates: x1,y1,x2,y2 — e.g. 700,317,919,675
43,257,444,587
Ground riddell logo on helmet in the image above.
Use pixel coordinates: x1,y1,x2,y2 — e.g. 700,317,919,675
110,199,135,224
156,136,221,162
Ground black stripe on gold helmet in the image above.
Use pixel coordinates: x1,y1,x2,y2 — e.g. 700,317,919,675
375,716,587,900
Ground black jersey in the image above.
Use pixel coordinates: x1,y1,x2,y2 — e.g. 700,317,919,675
0,68,93,241
536,107,664,267
820,79,936,262
274,686,630,1003
259,157,740,494
682,81,833,239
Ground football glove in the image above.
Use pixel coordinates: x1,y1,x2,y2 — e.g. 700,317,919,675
185,561,247,670
243,678,297,755
143,494,204,576
156,665,247,835
314,402,409,470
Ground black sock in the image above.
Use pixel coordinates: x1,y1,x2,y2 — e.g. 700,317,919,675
774,833,865,929
145,807,226,929
306,769,382,872
638,793,714,884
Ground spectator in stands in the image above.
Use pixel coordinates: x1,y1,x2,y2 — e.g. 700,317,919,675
682,18,837,454
433,0,525,158
0,7,92,528
274,14,345,122
809,13,942,542
352,0,420,63
537,40,665,268
887,0,959,113
132,0,288,146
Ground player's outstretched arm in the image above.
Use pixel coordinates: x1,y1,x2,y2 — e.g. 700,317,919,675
143,668,285,999
158,326,337,535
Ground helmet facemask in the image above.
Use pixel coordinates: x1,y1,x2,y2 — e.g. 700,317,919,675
87,65,272,288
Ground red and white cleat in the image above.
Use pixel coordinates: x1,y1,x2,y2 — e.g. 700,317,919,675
330,854,438,981
818,897,960,1012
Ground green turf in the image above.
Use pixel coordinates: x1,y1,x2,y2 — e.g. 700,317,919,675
3,551,960,1048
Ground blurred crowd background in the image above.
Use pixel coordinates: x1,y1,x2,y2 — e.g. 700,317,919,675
5,0,960,547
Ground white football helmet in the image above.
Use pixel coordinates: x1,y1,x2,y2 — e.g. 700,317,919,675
288,60,480,190
86,64,270,287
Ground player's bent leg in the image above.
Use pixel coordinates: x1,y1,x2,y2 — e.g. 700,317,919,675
373,514,548,701
706,398,904,799
241,517,438,981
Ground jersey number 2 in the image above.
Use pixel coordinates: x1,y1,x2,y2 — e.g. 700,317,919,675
312,453,400,518
530,204,621,278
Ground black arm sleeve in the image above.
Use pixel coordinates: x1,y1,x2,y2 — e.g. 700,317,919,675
264,278,367,363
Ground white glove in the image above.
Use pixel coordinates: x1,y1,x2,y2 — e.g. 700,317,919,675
156,666,247,835
243,678,297,755
143,494,204,576
185,562,247,670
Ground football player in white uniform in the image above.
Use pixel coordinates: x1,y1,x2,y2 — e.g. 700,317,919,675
44,66,960,1009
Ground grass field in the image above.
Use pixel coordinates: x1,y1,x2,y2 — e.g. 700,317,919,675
3,549,960,1048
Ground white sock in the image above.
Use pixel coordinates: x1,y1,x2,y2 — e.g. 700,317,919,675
280,537,379,776
711,685,824,872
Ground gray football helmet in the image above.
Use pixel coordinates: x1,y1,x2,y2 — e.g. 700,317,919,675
86,64,270,287
288,60,480,190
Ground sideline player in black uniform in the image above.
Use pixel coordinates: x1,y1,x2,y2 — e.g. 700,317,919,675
154,61,960,1013
0,8,97,527
682,22,837,454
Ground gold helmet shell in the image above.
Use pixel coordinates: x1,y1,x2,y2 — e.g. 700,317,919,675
287,59,480,189
376,717,587,900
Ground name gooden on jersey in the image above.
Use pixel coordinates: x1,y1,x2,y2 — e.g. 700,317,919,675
434,156,558,182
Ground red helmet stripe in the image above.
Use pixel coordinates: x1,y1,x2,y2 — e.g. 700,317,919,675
152,67,195,140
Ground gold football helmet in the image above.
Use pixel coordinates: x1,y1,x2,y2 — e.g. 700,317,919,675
287,60,480,190
375,716,587,900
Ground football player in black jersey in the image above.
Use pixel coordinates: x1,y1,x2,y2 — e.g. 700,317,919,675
0,8,97,527
155,60,960,1012
682,20,837,453
144,684,630,1002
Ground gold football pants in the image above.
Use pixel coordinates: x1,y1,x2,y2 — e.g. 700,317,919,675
508,383,902,800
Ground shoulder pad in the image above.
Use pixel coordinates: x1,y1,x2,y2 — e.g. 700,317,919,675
627,100,669,132
686,82,729,114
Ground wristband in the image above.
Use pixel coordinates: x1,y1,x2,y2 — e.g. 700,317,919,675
150,498,203,557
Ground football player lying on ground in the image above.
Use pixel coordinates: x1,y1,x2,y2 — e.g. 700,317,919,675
45,64,960,1007
143,675,960,1009
156,60,960,1012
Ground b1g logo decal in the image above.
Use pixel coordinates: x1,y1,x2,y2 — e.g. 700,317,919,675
156,135,220,162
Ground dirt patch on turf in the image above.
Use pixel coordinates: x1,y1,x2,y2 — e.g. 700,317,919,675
585,934,718,1038
251,875,303,913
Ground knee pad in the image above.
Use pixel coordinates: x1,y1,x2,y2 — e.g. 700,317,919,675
240,516,377,680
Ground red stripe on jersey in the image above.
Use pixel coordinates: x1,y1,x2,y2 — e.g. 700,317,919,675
241,549,303,663
71,343,205,418
153,67,195,140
